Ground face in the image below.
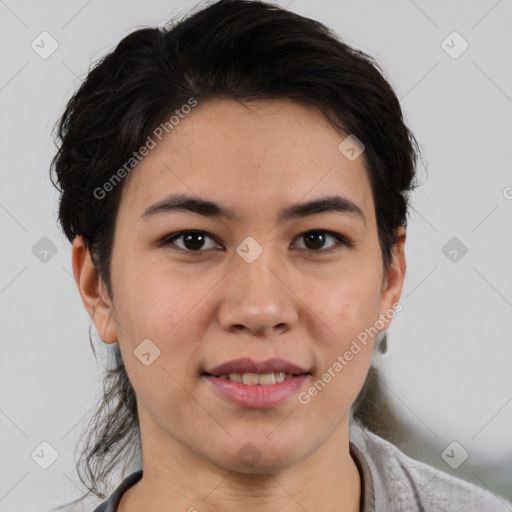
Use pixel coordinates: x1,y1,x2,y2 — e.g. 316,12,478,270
74,98,405,474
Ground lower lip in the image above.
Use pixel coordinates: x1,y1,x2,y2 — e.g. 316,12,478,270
204,374,310,408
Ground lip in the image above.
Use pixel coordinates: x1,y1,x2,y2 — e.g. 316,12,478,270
202,357,311,409
204,374,310,408
204,357,309,376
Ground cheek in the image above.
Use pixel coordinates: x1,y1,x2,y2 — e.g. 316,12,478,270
111,266,208,411
299,260,382,404
112,263,222,404
112,254,215,341
305,264,383,342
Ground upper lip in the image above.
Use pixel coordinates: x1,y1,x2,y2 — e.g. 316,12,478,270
204,357,310,376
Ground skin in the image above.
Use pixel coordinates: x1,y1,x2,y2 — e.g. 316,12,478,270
72,98,406,512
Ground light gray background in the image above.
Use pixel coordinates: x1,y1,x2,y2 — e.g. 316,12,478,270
1,0,511,511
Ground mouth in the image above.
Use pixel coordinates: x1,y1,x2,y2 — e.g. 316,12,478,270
210,371,303,385
202,358,311,408
203,357,311,384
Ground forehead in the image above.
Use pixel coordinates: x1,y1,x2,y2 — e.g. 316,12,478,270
117,98,374,224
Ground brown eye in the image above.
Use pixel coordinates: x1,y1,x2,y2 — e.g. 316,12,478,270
303,231,328,250
161,231,220,252
293,230,350,253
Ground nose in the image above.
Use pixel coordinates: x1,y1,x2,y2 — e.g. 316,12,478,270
218,246,299,337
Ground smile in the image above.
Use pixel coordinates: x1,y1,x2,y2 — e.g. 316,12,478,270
217,372,295,385
202,357,312,408
203,373,310,408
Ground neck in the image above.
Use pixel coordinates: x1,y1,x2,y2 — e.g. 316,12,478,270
119,413,361,512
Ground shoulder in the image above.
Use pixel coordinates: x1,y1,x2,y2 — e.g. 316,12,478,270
90,469,143,512
349,423,510,512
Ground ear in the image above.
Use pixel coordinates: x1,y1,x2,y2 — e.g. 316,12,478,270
377,226,406,330
71,235,118,344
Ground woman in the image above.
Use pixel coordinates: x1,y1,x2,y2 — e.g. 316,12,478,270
50,0,509,510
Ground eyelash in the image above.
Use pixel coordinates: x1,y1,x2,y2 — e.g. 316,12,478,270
158,230,353,255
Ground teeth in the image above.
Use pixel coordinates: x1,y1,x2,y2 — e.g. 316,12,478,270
258,373,276,385
242,373,260,385
221,372,290,385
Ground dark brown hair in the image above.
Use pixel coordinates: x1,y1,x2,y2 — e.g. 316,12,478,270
50,0,421,507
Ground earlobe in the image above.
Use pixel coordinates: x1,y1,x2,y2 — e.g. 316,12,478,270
71,236,118,344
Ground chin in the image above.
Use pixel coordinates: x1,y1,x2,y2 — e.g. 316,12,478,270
217,453,300,475
205,436,311,475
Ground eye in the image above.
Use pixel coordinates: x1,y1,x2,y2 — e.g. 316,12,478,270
159,230,221,253
292,230,352,253
158,229,352,254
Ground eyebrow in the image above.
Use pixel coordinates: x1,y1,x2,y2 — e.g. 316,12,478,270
140,192,366,225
